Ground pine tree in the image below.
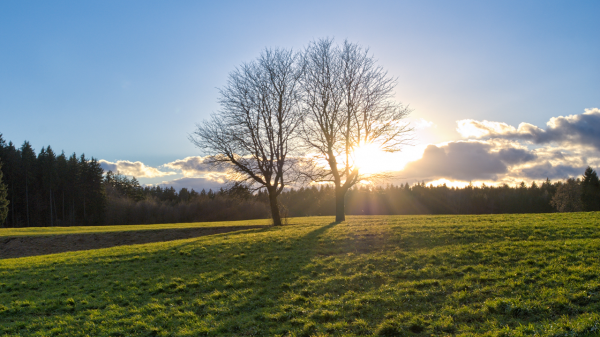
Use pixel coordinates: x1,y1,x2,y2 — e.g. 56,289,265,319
551,178,583,212
85,157,106,225
20,142,36,226
56,151,68,224
66,153,80,225
39,146,58,226
581,166,600,211
0,161,9,226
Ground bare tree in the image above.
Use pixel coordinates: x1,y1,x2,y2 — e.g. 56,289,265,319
301,39,412,222
190,48,304,226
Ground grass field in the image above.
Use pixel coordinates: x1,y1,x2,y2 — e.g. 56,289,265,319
1,213,600,336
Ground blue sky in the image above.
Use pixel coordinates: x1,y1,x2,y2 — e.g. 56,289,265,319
1,1,599,190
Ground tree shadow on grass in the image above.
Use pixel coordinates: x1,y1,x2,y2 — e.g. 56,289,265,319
206,220,342,332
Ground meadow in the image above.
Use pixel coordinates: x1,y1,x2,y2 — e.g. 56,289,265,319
1,213,600,336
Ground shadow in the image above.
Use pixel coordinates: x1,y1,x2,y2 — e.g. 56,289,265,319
0,225,269,260
212,220,341,319
0,219,342,335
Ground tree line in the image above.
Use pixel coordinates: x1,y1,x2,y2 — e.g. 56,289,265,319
86,166,600,226
102,173,269,226
91,168,600,226
1,132,599,227
0,134,105,227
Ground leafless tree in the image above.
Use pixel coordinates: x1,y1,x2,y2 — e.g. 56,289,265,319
301,39,412,222
190,48,304,226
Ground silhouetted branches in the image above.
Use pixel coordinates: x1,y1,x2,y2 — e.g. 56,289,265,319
190,48,305,225
300,39,413,221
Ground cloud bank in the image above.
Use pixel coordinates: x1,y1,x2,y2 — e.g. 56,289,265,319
394,108,600,185
156,177,226,192
457,108,600,150
163,156,228,177
394,138,588,184
99,160,176,178
398,141,538,182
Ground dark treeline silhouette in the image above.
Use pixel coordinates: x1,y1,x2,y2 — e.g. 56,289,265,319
102,167,600,226
280,181,556,216
550,167,600,212
281,168,599,216
103,172,270,225
0,134,105,227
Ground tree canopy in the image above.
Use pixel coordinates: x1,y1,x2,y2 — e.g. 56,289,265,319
300,39,412,221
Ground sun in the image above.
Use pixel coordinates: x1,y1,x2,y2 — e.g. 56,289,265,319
352,142,427,175
353,143,391,175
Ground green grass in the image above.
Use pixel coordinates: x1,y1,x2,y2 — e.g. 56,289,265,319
0,218,269,237
2,213,600,336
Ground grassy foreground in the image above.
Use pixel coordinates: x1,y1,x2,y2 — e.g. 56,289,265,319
1,213,600,336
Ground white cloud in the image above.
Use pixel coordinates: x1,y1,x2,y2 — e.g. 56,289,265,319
456,119,517,138
390,136,593,185
423,108,600,184
457,108,600,150
163,156,228,178
412,118,435,130
158,176,226,192
99,160,176,178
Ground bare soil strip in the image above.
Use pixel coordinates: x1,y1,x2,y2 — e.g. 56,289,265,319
0,225,267,259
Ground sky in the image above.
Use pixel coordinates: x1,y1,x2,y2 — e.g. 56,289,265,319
1,0,599,191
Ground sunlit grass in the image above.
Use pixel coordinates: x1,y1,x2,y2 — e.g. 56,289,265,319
1,213,600,336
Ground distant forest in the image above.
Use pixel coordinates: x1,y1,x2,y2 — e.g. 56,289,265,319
0,136,105,227
1,135,599,227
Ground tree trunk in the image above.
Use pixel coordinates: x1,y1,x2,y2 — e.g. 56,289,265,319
335,187,346,222
11,184,14,227
52,191,57,225
50,188,53,227
268,192,282,226
25,176,29,227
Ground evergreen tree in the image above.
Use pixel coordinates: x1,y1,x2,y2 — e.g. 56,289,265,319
66,153,80,225
39,146,58,226
82,157,106,225
56,151,68,224
20,142,36,226
581,166,600,211
0,161,9,226
550,178,583,212
1,142,20,226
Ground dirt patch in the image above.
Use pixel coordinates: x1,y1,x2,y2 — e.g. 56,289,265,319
0,225,267,259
